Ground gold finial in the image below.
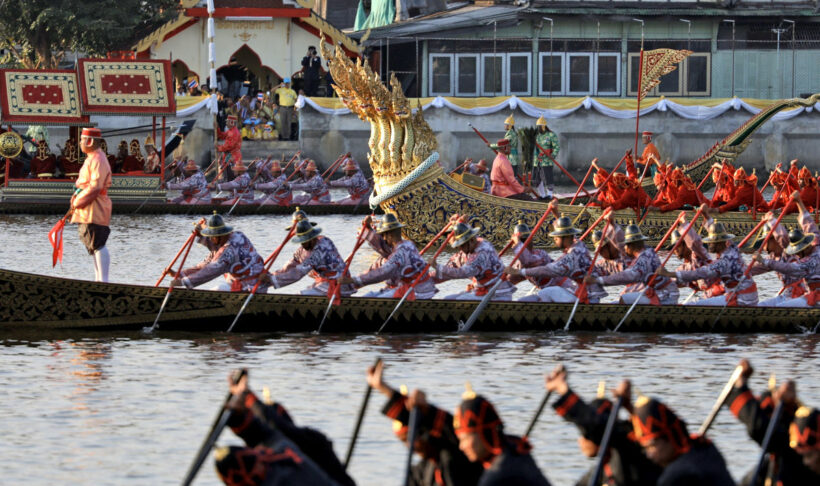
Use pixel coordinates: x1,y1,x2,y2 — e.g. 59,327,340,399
796,406,811,418
768,373,776,391
635,395,650,408
400,384,408,396
597,381,606,399
462,381,476,400
263,386,273,405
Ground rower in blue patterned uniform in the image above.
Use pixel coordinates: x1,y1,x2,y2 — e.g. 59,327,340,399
170,212,266,292
585,223,679,305
430,222,515,301
338,212,437,299
329,157,371,205
505,221,558,302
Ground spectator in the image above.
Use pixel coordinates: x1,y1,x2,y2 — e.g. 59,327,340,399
301,46,321,97
274,78,297,140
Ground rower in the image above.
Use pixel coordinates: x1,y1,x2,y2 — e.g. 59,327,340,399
216,372,344,486
636,131,660,177
658,209,759,306
667,215,717,300
590,160,623,209
750,209,806,307
430,221,515,301
489,138,526,199
789,407,820,477
654,168,703,212
590,219,629,277
502,114,521,176
166,158,211,205
468,159,491,194
718,167,768,214
710,162,736,208
506,221,557,302
254,160,292,206
613,380,735,485
504,216,605,304
726,359,819,485
169,212,266,292
532,116,559,199
585,224,679,305
608,174,650,212
210,159,254,205
290,160,331,205
338,212,436,299
544,365,662,486
365,361,484,486
797,166,818,211
455,389,552,485
752,199,820,308
29,140,56,179
329,157,371,205
650,163,673,209
267,217,356,297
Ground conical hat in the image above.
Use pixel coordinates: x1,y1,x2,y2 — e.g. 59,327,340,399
504,114,515,125
536,116,547,127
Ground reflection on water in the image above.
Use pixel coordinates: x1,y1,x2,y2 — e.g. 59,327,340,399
1,332,819,485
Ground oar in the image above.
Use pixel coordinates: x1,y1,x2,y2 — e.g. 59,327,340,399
612,209,701,332
750,400,784,485
285,158,309,182
323,152,353,183
281,151,302,173
459,203,560,332
575,154,630,218
448,158,473,176
146,221,202,333
226,226,297,332
569,158,598,206
712,192,795,329
523,391,553,438
317,217,372,333
696,166,716,192
403,406,420,486
379,218,460,334
420,215,464,255
226,157,270,216
181,368,247,486
565,217,612,332
697,364,744,436
534,140,589,197
344,357,382,469
467,122,498,154
587,397,624,486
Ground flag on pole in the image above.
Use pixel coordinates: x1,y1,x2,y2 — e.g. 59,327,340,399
638,48,693,100
48,213,70,267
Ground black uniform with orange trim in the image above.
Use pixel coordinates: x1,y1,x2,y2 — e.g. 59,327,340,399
553,390,661,486
727,384,818,486
631,397,735,486
455,395,551,486
218,406,340,486
381,390,483,486
241,392,355,486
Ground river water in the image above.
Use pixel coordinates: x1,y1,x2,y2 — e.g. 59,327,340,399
1,206,819,485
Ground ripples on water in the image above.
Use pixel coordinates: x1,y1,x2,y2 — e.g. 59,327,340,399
1,210,819,485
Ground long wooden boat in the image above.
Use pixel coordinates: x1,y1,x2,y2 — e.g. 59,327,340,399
0,268,816,333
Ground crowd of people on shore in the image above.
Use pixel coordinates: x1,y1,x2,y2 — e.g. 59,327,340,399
203,360,820,485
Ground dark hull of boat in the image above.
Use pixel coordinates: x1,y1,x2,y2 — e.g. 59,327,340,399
1,269,815,333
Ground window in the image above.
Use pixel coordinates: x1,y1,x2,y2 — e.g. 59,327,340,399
507,53,531,95
456,54,479,96
429,54,453,96
538,52,564,95
567,53,592,95
481,54,505,96
628,52,711,97
595,53,620,95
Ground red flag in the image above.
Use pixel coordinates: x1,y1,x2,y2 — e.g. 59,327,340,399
48,217,67,267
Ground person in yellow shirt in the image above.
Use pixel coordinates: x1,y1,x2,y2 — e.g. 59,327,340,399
70,127,113,282
274,78,297,140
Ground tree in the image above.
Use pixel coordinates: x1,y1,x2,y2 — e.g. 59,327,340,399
0,0,179,69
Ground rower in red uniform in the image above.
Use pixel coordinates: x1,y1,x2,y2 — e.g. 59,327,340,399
718,167,768,213
489,138,525,199
655,168,704,212
769,168,800,211
216,114,243,165
591,162,622,209
650,163,674,208
608,174,650,212
29,140,57,178
798,166,818,211
710,162,736,207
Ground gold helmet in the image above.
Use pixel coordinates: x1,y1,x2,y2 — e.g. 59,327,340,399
536,116,547,127
144,135,155,147
504,114,515,126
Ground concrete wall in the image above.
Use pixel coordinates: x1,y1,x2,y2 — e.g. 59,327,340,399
298,103,820,178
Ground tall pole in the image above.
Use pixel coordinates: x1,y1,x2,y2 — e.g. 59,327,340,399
633,18,644,158
207,0,218,154
723,20,735,98
784,19,795,98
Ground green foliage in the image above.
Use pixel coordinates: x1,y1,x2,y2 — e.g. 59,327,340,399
0,0,178,69
518,126,537,173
